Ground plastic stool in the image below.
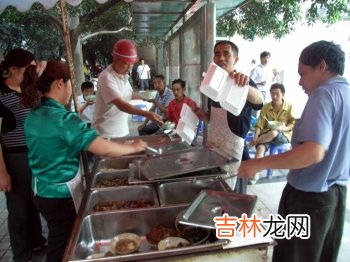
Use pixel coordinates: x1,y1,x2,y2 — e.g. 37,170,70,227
197,120,205,136
265,143,291,178
132,104,147,122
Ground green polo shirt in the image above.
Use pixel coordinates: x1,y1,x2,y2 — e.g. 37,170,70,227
25,98,98,198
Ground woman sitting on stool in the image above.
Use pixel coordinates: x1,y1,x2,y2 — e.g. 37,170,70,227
249,83,295,184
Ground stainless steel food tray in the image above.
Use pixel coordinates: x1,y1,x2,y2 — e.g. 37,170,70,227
90,170,129,190
134,147,237,180
85,185,159,213
157,178,228,206
145,142,191,156
109,133,182,146
91,155,144,174
179,190,257,229
128,162,226,185
68,205,227,261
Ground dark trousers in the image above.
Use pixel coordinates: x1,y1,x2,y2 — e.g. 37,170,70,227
272,183,347,262
4,152,45,262
138,122,160,136
33,196,76,262
234,145,250,194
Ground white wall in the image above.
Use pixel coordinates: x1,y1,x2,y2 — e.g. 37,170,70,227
230,20,350,118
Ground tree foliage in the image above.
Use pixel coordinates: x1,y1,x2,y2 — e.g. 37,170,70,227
0,0,130,65
217,0,350,41
0,3,65,59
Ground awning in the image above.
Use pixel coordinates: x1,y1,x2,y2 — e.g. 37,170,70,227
1,0,248,38
131,0,248,38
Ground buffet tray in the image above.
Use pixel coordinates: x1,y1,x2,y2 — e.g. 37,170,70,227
133,147,237,181
128,163,226,185
91,155,145,174
69,205,228,261
157,178,228,206
178,190,257,229
84,185,159,214
90,170,130,190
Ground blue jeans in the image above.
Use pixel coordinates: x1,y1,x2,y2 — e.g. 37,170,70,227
140,79,149,91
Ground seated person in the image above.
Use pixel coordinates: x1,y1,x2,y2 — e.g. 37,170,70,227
138,74,174,135
249,83,295,183
71,81,95,127
167,79,197,126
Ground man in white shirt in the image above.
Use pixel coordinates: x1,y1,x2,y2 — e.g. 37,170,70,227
250,51,274,102
136,58,151,91
92,39,162,138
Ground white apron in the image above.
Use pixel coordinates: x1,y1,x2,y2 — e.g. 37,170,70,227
208,107,244,189
66,166,84,212
33,166,84,213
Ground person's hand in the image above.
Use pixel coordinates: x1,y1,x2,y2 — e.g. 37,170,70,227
36,60,47,77
193,107,209,121
229,71,249,87
237,160,261,180
137,123,146,131
130,139,148,152
251,136,258,145
278,123,285,132
148,112,163,125
0,171,12,192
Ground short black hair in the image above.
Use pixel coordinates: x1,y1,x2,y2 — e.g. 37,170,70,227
260,51,271,58
139,58,144,62
214,40,239,56
172,79,186,89
299,40,345,75
81,81,94,92
1,48,35,79
154,74,165,81
270,83,285,95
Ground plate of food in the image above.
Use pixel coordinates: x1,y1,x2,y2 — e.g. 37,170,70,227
158,237,190,251
267,120,284,130
146,224,178,246
110,233,141,254
85,95,96,102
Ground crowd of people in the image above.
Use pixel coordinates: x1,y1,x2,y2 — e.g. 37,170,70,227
0,38,349,262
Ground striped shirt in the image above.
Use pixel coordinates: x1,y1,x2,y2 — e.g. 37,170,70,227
154,86,174,117
0,81,29,153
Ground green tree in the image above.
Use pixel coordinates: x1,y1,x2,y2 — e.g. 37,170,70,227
0,0,131,93
217,0,350,41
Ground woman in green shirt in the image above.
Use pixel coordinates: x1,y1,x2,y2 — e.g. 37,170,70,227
21,60,147,262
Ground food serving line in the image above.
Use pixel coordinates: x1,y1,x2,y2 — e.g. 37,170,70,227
62,134,274,261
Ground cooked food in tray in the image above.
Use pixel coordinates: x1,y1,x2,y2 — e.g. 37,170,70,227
146,224,178,246
110,233,141,255
95,177,128,188
179,227,210,245
93,199,153,211
158,237,190,251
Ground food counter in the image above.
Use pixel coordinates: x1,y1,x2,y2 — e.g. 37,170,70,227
62,135,274,261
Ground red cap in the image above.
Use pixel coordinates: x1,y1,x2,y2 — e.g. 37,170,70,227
112,39,138,63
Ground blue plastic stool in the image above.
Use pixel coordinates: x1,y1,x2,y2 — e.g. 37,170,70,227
191,120,205,146
132,104,147,122
265,143,291,178
197,120,205,136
